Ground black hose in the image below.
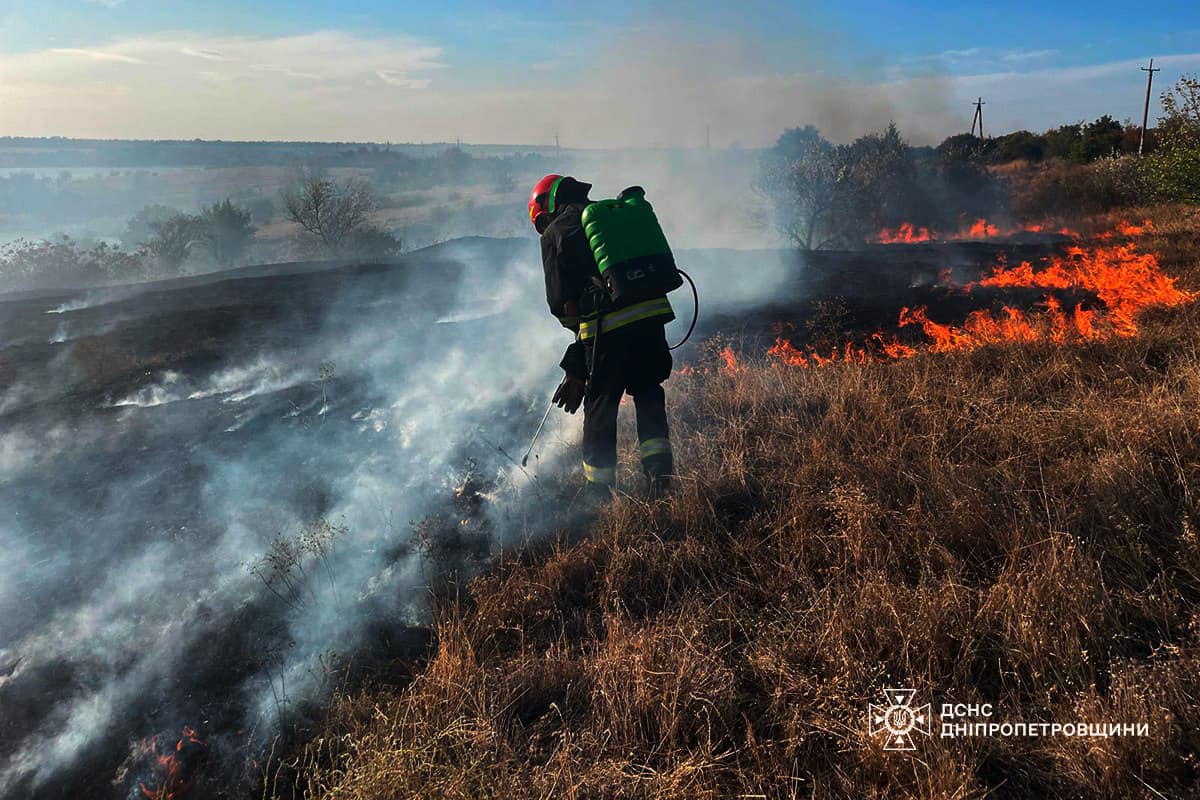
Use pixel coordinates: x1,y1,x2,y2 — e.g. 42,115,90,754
668,269,699,351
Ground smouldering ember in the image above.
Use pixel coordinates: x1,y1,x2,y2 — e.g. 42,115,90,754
769,222,1195,367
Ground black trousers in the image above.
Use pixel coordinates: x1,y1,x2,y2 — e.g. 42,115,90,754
581,319,673,485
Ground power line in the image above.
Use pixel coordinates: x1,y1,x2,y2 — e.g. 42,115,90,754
970,97,986,140
1139,58,1161,155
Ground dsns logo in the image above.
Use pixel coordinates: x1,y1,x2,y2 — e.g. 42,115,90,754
869,688,931,751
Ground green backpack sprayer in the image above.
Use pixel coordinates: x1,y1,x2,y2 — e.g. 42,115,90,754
581,186,698,345
521,185,699,467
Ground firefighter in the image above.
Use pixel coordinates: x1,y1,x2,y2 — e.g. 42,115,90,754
529,174,675,494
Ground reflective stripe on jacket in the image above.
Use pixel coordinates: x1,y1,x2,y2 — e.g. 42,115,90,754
577,296,674,341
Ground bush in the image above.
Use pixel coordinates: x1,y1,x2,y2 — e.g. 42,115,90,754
1070,115,1125,162
145,213,204,274
1144,146,1200,202
1086,154,1155,206
344,225,403,259
121,204,183,248
199,199,256,267
0,237,147,289
992,129,1045,163
1011,156,1153,218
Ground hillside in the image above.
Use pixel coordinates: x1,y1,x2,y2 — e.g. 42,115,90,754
280,207,1200,799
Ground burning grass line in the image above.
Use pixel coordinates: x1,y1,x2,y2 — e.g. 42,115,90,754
769,223,1196,369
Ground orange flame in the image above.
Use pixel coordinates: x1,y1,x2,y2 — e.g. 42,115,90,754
1098,219,1154,240
719,346,741,374
974,238,1190,336
872,218,1083,244
769,223,1194,368
766,337,808,367
875,222,934,244
955,218,1001,239
139,726,206,800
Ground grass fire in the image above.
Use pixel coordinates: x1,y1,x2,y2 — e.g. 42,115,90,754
3,6,1200,800
769,222,1194,367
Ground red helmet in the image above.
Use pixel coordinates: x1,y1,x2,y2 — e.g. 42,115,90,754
528,173,563,233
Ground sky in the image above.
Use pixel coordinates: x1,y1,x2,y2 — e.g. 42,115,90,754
0,0,1198,146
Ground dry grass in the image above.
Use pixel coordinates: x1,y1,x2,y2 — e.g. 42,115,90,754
277,213,1200,799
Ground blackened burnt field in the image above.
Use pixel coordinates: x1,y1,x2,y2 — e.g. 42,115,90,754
0,233,1088,799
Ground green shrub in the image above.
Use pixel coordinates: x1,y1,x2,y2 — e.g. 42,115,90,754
1144,74,1200,201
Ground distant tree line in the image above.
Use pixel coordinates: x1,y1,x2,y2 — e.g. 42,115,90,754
758,74,1200,248
0,137,560,170
0,173,404,289
936,115,1142,165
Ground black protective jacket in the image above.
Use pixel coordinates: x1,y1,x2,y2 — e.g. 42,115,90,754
540,202,597,321
541,201,603,380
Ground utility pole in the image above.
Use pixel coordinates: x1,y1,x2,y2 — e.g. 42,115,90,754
706,125,711,149
1139,58,1161,155
555,133,559,149
970,97,986,139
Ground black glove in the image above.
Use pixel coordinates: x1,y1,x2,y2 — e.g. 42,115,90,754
552,374,586,414
559,341,588,380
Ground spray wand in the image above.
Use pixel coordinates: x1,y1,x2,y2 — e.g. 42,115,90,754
521,395,556,467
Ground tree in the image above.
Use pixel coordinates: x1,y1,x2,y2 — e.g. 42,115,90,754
244,196,277,225
122,205,181,247
1070,116,1124,162
1044,123,1083,160
758,122,1004,249
146,213,203,274
284,176,379,254
937,133,989,163
754,127,842,250
838,122,916,238
1159,73,1200,139
1145,74,1200,200
991,130,1045,163
199,199,255,266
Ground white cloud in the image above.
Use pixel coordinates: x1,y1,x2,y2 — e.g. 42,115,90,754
249,63,324,80
0,31,447,140
48,47,144,64
181,47,235,62
1001,48,1059,62
377,70,431,89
